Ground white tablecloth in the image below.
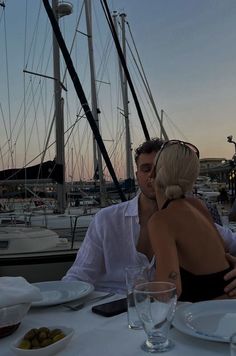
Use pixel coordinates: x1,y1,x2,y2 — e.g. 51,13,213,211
0,292,230,355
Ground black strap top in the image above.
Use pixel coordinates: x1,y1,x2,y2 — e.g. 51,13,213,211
160,196,232,302
161,196,185,210
179,267,232,302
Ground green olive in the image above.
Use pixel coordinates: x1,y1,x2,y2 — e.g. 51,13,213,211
31,337,40,348
23,328,38,340
52,332,65,343
18,339,31,350
49,328,63,338
38,327,50,335
38,331,48,341
19,327,66,349
40,338,53,347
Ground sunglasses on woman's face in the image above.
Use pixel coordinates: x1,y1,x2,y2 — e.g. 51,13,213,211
151,139,200,177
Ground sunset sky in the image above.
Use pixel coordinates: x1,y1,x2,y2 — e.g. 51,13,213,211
110,0,236,159
1,0,236,179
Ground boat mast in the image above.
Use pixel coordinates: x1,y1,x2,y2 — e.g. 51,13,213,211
101,0,150,141
52,0,72,213
43,0,127,202
160,109,164,140
113,13,134,182
120,13,133,181
84,0,106,207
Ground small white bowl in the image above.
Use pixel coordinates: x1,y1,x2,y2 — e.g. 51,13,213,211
10,326,74,356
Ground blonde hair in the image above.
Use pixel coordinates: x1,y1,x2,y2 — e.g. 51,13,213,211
154,143,200,200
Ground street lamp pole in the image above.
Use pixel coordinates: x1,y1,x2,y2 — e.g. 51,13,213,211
227,135,236,165
227,135,236,153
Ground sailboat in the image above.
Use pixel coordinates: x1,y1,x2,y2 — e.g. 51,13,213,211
0,0,166,281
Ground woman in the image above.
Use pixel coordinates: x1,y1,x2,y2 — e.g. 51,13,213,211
148,140,234,302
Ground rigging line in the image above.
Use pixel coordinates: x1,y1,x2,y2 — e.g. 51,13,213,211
96,39,116,140
127,56,158,133
13,79,37,149
23,0,28,189
36,91,54,163
104,126,125,169
100,0,150,141
126,21,152,96
1,79,38,159
23,0,27,70
27,79,42,157
0,102,11,164
3,4,13,168
21,70,54,167
162,110,189,141
23,77,55,165
93,1,114,85
0,103,7,168
125,20,168,141
0,2,5,23
42,0,126,202
1,139,56,182
38,80,53,150
41,26,52,76
7,94,56,175
125,30,152,101
73,122,91,179
73,122,92,180
64,114,85,146
23,11,55,157
0,145,4,170
11,108,92,182
23,0,29,195
20,79,42,148
61,0,85,85
96,35,112,88
24,1,42,69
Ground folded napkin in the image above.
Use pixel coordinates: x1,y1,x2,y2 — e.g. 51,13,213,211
0,276,42,308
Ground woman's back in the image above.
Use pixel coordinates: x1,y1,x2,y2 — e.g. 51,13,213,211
168,197,228,274
148,196,230,301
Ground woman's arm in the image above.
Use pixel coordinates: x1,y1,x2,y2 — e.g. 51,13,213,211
147,213,182,297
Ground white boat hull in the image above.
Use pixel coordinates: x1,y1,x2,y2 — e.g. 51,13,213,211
0,226,66,254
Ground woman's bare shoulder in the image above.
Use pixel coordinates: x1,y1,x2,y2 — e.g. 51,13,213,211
148,210,163,224
186,196,208,210
147,209,170,229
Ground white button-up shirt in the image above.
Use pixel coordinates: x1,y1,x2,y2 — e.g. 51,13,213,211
63,195,236,293
63,195,155,293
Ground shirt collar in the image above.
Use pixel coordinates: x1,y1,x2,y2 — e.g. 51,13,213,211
125,194,139,217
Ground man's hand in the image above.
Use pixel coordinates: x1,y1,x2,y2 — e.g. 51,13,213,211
224,253,236,297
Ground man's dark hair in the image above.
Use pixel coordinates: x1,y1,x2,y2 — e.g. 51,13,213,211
134,138,164,164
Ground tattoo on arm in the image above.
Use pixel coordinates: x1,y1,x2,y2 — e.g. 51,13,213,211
168,271,178,281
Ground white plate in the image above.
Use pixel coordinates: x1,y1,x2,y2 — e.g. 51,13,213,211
32,281,94,307
11,325,74,355
173,300,236,343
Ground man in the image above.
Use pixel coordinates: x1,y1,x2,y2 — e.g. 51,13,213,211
63,138,236,295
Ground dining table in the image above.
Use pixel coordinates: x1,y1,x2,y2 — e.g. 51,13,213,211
0,291,231,356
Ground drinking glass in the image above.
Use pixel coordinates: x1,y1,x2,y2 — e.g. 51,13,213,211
230,332,236,356
134,281,177,353
125,265,148,329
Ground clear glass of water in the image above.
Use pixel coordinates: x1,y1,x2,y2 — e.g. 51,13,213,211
125,265,148,329
230,332,236,356
134,281,177,353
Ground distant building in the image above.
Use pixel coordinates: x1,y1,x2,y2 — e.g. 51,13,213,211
200,158,226,171
199,158,231,182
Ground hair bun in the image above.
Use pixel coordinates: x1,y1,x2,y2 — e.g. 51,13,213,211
165,185,183,200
